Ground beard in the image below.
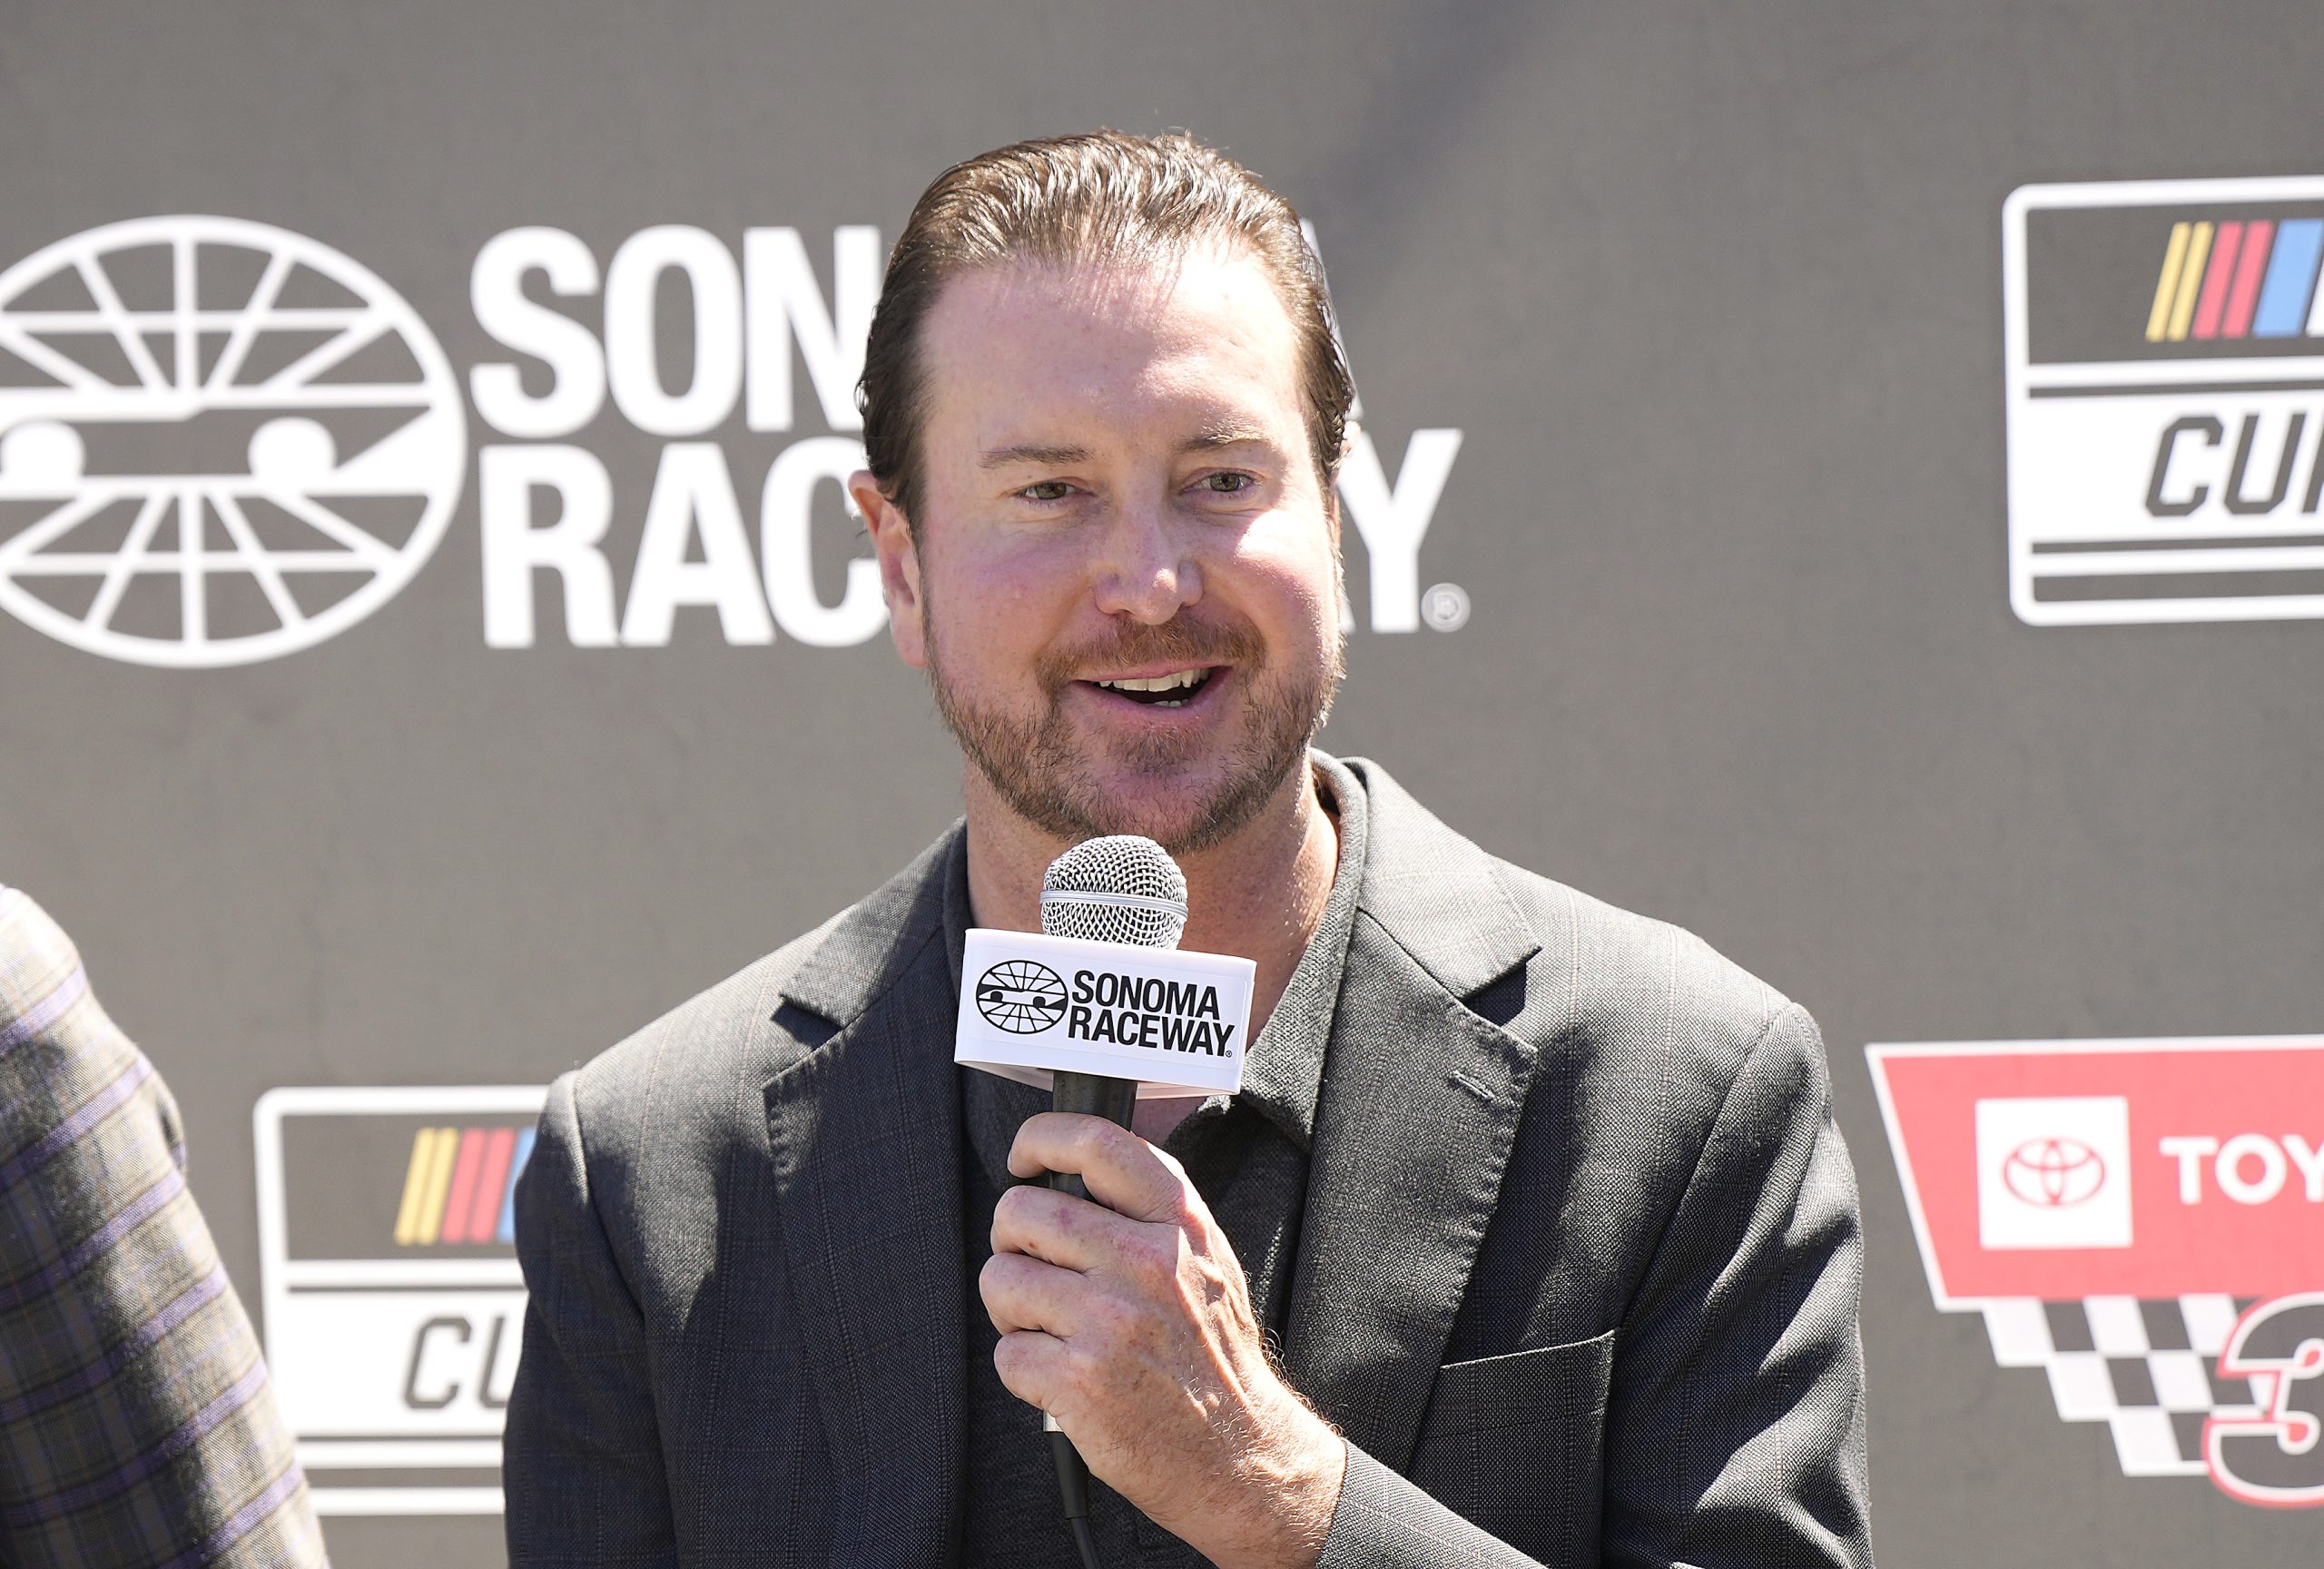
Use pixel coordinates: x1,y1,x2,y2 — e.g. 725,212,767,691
923,595,1342,855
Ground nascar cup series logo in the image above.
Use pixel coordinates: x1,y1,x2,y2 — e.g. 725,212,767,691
0,218,464,666
0,216,1467,666
1869,1037,2324,1506
2004,177,2324,625
253,1086,543,1517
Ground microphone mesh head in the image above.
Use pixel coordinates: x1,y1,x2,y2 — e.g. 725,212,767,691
1040,835,1188,950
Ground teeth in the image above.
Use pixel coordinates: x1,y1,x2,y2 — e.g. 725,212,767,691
1095,669,1206,693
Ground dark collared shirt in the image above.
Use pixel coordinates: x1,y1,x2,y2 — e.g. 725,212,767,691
946,755,1370,1567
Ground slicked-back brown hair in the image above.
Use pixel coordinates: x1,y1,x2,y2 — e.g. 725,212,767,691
857,130,1355,529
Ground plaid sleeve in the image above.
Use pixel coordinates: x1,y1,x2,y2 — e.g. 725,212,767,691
0,887,327,1569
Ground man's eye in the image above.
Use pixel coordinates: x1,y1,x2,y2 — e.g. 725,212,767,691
1200,472,1256,494
1019,480,1075,502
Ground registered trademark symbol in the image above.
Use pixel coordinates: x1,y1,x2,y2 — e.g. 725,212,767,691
1420,582,1470,632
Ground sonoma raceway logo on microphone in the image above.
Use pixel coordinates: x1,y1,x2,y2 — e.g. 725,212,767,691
0,215,1472,666
979,957,1241,1057
957,928,1254,1099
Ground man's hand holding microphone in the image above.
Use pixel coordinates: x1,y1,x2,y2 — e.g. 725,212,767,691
954,835,1344,1569
984,1110,1344,1568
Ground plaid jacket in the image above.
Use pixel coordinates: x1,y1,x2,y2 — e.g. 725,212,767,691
0,887,325,1568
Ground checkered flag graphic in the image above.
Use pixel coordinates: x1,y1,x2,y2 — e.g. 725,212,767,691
1981,1295,2263,1476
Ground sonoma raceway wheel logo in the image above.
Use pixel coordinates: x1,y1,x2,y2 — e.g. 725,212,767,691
0,217,465,666
975,960,1069,1035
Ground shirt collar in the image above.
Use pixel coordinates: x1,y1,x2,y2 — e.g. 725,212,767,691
1234,751,1365,1152
941,749,1369,1156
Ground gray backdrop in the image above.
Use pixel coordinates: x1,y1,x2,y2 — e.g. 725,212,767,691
5,3,2320,1564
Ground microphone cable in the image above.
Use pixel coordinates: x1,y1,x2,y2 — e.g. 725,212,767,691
1051,1427,1102,1569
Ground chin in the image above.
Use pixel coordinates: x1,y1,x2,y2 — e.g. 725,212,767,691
1080,791,1219,854
1074,757,1295,855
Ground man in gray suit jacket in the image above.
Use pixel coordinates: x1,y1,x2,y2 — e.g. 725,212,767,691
505,131,1873,1569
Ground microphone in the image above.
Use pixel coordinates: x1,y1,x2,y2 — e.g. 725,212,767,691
953,842,1246,1105
1031,835,1189,1569
951,831,1253,1566
1035,834,1190,1201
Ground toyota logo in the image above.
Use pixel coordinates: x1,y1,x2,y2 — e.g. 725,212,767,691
2001,1136,2109,1209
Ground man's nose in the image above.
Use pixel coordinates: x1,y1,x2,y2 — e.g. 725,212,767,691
1089,501,1202,625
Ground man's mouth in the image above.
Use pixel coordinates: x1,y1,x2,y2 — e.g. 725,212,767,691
1082,667,1216,709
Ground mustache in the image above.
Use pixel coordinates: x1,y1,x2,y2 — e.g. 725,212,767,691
1034,616,1266,693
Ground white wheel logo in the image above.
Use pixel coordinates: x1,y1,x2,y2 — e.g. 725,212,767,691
0,217,465,666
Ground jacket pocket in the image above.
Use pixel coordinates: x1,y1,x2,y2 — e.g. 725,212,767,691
1405,1329,1615,1560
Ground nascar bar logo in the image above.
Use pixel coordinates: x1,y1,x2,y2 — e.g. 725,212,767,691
2004,177,2324,624
254,1086,545,1518
1867,1037,2324,1505
394,1123,537,1246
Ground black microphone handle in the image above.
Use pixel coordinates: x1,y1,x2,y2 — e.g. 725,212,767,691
1045,1071,1139,1202
1039,1071,1138,1567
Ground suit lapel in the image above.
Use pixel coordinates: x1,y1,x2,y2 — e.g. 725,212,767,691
761,833,968,1565
749,763,1572,1528
1283,761,1561,1472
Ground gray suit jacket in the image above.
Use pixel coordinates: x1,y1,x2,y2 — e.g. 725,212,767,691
503,758,1873,1567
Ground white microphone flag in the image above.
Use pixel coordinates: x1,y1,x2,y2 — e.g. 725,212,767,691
955,928,1253,1098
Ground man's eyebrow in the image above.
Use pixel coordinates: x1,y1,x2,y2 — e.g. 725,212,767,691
1180,424,1270,453
976,428,1271,469
978,442,1090,469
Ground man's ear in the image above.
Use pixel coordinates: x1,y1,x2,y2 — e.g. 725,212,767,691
852,469,926,668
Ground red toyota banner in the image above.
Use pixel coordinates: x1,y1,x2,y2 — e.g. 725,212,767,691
1868,1037,2324,1304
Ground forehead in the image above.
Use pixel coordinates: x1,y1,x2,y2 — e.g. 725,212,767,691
917,246,1306,446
